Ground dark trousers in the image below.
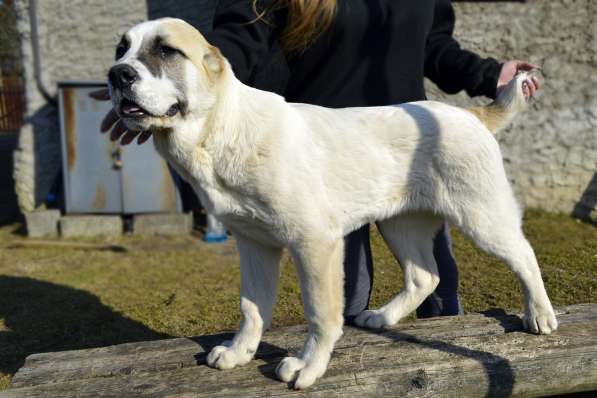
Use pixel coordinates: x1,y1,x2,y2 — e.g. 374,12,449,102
343,224,460,323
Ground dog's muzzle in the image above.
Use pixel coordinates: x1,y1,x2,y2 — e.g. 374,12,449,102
107,63,180,119
108,64,138,91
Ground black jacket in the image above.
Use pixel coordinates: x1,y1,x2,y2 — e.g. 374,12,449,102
205,0,502,107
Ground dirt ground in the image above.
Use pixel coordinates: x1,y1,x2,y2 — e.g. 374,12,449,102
0,209,595,389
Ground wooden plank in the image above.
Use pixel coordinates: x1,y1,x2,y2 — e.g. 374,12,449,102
4,304,597,397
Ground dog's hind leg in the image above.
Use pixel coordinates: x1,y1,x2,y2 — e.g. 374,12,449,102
456,199,558,335
276,239,345,389
355,213,443,329
207,235,282,370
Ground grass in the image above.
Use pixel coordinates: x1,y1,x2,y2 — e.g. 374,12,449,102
0,209,595,390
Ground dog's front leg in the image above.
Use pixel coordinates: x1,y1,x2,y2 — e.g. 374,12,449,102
276,239,345,389
206,235,282,370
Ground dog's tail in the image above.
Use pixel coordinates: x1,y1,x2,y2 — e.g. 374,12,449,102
467,71,534,134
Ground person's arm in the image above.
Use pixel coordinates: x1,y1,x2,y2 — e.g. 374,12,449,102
206,0,288,91
424,0,503,99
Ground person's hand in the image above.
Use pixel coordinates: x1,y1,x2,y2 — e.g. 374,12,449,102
89,88,153,145
497,60,540,99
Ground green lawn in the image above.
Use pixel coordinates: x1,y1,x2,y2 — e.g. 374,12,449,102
0,210,595,390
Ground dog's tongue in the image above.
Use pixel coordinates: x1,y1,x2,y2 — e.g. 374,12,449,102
125,104,141,112
122,99,145,115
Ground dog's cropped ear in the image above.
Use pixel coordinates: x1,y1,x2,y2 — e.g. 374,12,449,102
203,46,223,75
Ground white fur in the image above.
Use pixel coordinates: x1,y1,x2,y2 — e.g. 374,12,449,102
116,19,558,390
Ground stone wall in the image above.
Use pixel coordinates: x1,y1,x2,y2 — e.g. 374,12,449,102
12,0,597,219
426,0,596,220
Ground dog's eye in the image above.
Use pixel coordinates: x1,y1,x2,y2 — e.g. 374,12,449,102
160,45,178,58
115,45,127,60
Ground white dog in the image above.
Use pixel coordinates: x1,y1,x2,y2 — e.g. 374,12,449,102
107,18,557,389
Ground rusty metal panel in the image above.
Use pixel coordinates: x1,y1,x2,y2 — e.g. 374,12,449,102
120,137,181,214
59,83,123,213
58,81,182,214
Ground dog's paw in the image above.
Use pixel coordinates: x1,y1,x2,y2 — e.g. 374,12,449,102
206,340,254,370
275,356,326,389
523,304,558,335
354,309,394,329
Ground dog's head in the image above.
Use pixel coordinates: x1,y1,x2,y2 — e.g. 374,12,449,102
108,18,225,131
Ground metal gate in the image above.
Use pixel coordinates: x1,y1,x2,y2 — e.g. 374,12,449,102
58,81,181,214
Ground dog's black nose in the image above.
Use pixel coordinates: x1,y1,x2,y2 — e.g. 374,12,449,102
108,64,138,89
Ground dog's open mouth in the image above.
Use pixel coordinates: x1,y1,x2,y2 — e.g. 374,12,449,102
120,98,147,117
120,98,179,118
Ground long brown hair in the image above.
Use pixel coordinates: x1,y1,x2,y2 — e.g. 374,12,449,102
251,0,337,55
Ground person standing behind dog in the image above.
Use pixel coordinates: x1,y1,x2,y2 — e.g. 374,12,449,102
98,0,539,323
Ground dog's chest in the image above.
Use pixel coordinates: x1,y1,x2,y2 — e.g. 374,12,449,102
196,179,286,246
197,183,286,246
155,137,286,246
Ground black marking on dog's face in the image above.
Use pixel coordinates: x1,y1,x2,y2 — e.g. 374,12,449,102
115,35,130,61
135,35,188,114
136,36,162,77
136,35,186,78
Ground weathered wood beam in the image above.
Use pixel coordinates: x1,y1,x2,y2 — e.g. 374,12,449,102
4,304,597,397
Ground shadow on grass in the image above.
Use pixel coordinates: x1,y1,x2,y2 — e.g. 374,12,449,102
0,276,170,378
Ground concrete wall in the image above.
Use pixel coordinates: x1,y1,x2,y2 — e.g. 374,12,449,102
13,0,597,220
